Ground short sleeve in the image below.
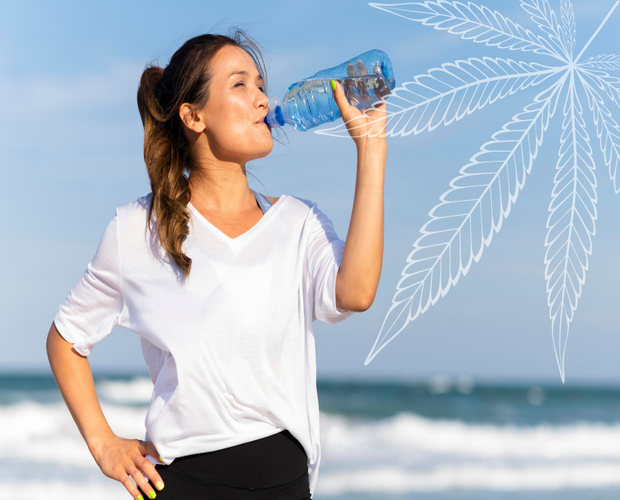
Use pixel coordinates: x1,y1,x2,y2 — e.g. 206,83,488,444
306,204,356,325
53,211,124,356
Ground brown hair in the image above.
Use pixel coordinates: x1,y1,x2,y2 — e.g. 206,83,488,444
136,27,279,279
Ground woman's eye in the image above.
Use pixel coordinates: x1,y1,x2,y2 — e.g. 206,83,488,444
235,82,265,93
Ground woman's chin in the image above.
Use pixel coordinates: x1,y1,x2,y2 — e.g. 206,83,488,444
253,139,274,159
252,149,273,161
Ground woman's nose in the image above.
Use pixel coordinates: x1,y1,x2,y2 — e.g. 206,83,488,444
257,89,268,108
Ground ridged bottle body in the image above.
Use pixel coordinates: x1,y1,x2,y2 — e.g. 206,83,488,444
265,49,396,131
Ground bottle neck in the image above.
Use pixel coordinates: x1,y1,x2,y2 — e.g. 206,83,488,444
265,96,286,128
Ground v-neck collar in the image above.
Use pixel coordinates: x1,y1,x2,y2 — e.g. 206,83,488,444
253,188,273,215
187,192,287,245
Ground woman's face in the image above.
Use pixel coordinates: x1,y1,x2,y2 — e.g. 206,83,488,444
192,45,273,164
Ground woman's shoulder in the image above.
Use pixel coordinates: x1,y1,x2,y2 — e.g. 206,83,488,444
282,194,318,212
114,193,151,217
267,193,316,214
110,193,153,234
276,195,334,228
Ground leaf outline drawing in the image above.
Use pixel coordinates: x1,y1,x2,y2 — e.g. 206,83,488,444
316,0,620,382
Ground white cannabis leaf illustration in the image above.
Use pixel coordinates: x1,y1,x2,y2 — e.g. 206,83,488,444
316,0,620,382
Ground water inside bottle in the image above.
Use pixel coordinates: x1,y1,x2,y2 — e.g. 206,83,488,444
277,58,395,131
296,75,391,109
338,74,392,108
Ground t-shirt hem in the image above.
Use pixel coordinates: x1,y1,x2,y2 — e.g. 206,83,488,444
147,425,287,466
52,312,91,357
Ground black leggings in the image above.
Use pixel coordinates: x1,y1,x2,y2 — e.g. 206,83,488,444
146,430,312,499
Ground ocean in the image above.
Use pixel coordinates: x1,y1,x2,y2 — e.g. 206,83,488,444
2,372,620,500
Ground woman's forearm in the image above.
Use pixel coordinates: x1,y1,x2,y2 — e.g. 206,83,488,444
46,322,116,455
336,139,387,312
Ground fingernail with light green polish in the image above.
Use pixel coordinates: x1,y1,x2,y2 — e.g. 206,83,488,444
156,481,164,491
331,80,336,91
148,491,157,499
159,455,164,463
137,496,144,500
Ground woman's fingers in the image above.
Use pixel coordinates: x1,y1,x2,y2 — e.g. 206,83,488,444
331,79,360,121
136,440,165,492
127,462,158,499
112,454,159,500
94,436,165,499
136,439,160,463
331,80,371,142
120,471,146,500
331,78,388,142
331,80,354,121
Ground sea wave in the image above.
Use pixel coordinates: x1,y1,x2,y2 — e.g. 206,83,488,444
316,412,620,493
4,399,620,493
316,463,620,494
0,401,148,467
319,412,620,460
96,376,154,405
0,481,124,500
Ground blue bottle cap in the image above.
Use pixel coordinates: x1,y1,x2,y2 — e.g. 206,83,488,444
265,96,285,128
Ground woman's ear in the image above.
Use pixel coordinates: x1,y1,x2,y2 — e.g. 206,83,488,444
179,103,206,133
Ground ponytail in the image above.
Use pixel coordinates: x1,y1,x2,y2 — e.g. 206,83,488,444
136,28,270,279
137,65,192,276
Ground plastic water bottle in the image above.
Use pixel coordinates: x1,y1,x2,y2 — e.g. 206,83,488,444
264,49,395,132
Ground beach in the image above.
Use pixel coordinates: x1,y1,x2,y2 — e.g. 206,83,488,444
3,373,620,499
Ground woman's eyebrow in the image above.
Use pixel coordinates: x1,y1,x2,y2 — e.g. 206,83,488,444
228,70,263,81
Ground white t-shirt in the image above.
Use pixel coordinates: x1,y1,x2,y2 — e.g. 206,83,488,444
53,191,355,496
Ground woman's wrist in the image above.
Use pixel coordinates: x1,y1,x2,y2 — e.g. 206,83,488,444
87,429,117,459
356,140,387,174
356,136,387,155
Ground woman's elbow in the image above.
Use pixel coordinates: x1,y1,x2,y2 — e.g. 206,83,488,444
337,292,376,312
335,272,378,312
356,294,376,312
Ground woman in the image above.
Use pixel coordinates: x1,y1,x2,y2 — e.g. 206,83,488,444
46,28,386,500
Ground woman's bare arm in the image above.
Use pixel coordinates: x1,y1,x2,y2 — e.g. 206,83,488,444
330,79,387,312
46,322,165,499
336,141,386,312
46,322,115,449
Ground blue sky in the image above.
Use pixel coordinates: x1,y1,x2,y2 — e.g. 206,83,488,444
2,0,620,384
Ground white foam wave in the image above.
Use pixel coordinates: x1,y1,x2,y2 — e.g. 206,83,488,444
316,464,620,494
96,376,153,404
319,412,620,460
0,401,147,467
4,401,620,493
0,481,126,500
316,412,620,493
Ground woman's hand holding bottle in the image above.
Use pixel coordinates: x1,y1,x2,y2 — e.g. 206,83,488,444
330,74,387,314
330,78,387,150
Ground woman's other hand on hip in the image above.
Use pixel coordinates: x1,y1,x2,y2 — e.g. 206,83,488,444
90,434,165,499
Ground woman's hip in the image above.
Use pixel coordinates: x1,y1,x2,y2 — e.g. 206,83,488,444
147,429,311,499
